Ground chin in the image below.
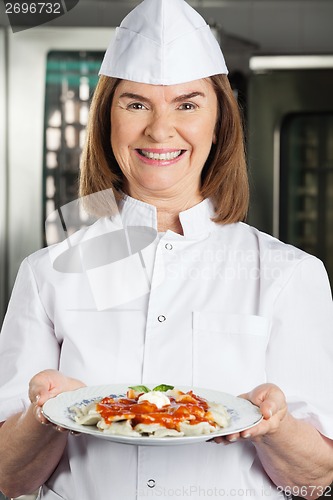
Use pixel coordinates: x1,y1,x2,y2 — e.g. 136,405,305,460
138,176,182,194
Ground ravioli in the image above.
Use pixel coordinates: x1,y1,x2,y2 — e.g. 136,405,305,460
69,387,230,438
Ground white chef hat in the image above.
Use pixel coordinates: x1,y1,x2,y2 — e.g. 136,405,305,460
99,0,228,85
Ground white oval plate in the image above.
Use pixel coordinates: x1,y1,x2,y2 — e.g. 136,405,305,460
43,384,263,446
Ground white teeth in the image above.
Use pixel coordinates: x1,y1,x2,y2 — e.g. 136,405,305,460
140,150,182,160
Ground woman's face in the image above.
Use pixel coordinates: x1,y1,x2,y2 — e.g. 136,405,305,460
110,78,218,201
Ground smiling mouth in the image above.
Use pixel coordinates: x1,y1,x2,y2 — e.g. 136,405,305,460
137,149,185,160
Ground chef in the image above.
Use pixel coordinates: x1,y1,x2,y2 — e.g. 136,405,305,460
0,0,333,498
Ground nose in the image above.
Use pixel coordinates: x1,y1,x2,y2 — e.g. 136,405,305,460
144,111,175,143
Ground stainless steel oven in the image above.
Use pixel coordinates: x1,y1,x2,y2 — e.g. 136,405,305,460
248,56,333,285
0,26,113,324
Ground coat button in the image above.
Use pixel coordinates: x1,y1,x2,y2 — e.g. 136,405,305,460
158,315,166,322
165,243,173,250
147,479,156,488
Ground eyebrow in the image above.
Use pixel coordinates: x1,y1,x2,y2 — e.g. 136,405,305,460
118,91,206,104
173,92,206,103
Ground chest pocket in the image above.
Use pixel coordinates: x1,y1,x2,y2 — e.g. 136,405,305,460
58,310,146,385
192,312,270,395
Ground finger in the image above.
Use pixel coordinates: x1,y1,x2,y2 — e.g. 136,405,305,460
28,370,61,404
211,436,223,444
31,386,62,407
208,436,232,445
238,392,250,401
33,390,53,407
260,400,275,420
239,430,253,439
258,389,286,420
29,382,50,406
29,385,42,404
39,387,61,405
69,430,81,437
55,425,69,433
34,405,51,426
224,432,240,443
33,394,41,405
35,407,69,434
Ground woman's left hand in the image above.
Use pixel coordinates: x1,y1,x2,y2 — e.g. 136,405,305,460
214,383,288,443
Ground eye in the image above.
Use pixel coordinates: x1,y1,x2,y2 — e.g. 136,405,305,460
127,102,148,110
178,102,197,111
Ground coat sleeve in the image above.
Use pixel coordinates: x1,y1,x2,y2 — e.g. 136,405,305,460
266,255,333,438
0,257,60,422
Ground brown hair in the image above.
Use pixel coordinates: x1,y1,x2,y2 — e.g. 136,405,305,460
79,74,249,223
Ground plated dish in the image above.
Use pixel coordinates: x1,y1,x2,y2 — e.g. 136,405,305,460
69,384,231,438
42,384,263,446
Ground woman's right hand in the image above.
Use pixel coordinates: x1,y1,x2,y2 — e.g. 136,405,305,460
0,370,85,497
29,369,86,426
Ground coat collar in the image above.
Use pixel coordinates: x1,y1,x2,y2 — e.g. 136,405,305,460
118,194,217,239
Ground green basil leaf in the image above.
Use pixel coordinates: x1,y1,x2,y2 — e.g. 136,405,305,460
152,384,174,392
128,385,150,393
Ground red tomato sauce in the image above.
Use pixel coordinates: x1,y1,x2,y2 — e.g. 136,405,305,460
96,391,214,431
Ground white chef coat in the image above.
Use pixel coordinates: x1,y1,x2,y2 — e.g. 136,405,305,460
0,195,332,500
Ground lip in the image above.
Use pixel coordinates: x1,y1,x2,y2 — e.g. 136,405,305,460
139,148,181,153
134,148,186,166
